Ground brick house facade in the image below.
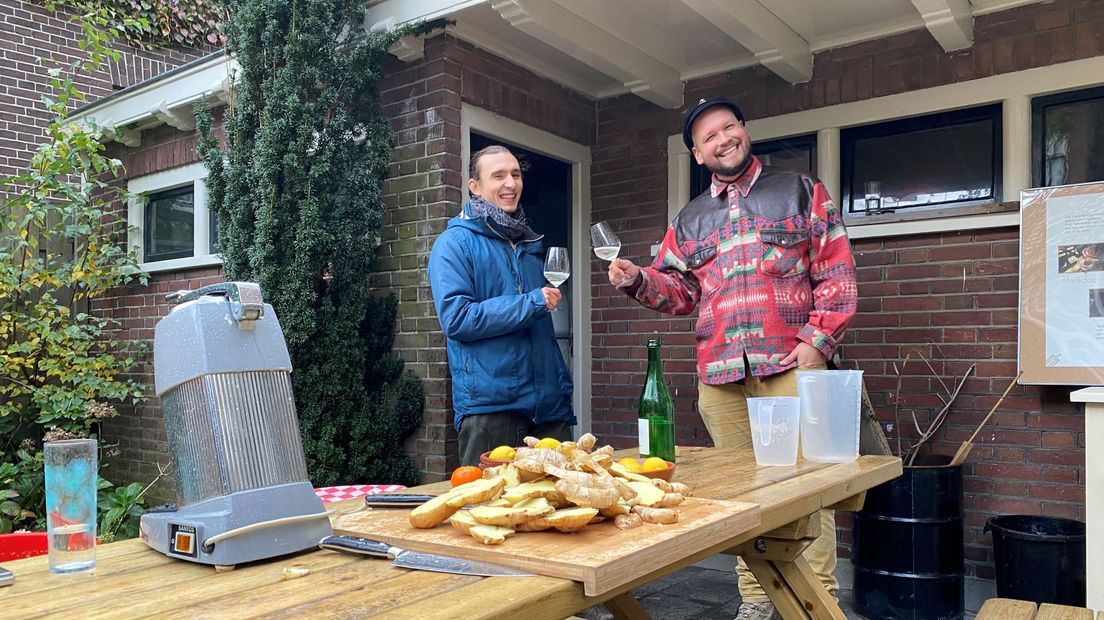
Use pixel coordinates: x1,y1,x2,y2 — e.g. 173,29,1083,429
5,0,1102,592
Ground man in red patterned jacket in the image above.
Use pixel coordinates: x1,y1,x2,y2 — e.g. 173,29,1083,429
608,97,857,620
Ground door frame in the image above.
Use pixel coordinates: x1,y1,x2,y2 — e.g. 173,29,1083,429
460,104,593,434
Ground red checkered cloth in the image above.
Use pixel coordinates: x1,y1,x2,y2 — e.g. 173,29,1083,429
313,484,407,504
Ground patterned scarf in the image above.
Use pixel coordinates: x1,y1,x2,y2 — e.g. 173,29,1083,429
466,196,534,241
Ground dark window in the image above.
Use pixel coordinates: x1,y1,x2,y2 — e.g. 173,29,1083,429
1033,87,1104,187
209,208,220,254
690,135,816,197
841,105,1002,215
144,186,194,262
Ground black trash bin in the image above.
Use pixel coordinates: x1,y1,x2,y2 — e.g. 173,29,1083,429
852,457,964,620
985,515,1086,606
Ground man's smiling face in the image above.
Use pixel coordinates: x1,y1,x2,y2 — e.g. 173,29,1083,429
469,151,523,213
691,106,752,181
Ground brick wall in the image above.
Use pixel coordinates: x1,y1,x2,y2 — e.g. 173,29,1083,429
377,34,594,481
97,123,216,501
1,0,211,501
0,0,209,178
591,0,1097,581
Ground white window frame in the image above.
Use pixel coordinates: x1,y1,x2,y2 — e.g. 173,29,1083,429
127,162,221,272
667,55,1104,240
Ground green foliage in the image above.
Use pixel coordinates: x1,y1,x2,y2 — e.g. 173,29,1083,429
39,0,226,50
198,2,439,487
97,477,154,542
0,451,44,532
0,13,150,534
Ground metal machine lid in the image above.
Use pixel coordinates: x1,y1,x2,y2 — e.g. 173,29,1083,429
153,284,292,396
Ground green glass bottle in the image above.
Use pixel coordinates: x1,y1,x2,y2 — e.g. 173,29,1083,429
638,338,676,462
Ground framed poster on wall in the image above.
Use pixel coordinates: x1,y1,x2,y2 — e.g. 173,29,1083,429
1019,181,1104,385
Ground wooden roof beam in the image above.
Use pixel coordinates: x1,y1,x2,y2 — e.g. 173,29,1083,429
910,0,973,52
491,0,683,108
680,0,812,84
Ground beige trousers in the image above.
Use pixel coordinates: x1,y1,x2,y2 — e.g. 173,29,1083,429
697,366,839,602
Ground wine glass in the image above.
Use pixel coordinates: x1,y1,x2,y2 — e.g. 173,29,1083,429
590,221,621,262
543,247,570,288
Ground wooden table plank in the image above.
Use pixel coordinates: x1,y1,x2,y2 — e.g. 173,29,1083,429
977,598,1038,619
366,575,583,620
1036,603,1094,620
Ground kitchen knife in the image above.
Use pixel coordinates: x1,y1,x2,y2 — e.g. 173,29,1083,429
318,535,535,578
363,494,436,507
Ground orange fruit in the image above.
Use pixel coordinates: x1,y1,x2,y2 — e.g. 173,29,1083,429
450,465,483,487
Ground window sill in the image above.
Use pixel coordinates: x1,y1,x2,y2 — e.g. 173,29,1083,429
844,201,1020,240
140,254,223,274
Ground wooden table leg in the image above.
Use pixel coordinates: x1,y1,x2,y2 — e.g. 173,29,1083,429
744,557,812,620
775,556,846,620
733,518,847,620
604,591,652,620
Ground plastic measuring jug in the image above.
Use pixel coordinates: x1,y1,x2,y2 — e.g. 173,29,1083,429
746,397,800,466
796,369,863,462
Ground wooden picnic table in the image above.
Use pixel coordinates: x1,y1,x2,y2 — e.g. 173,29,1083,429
2,447,900,619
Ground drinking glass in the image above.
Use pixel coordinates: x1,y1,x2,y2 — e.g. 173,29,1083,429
864,180,882,213
590,222,621,262
543,247,570,288
44,438,97,573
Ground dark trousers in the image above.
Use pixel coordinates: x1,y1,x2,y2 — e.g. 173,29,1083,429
457,412,573,466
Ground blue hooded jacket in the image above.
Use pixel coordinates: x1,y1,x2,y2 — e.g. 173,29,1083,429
428,202,575,432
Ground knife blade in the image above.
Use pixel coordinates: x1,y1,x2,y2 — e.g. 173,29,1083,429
318,535,535,578
363,494,437,507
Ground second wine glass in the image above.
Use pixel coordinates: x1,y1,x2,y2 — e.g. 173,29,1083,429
544,246,570,288
590,221,621,261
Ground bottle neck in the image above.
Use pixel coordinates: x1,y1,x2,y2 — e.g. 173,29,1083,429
646,344,663,380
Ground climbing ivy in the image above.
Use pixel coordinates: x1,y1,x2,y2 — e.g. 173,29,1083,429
39,0,226,50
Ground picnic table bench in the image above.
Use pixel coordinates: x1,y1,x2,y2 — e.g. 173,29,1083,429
977,598,1100,620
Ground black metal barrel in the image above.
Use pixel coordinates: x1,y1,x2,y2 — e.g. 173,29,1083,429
852,459,964,620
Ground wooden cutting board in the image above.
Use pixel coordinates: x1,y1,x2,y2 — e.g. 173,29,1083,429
333,497,759,596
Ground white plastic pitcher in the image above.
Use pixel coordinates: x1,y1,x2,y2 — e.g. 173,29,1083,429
746,397,800,466
796,370,863,462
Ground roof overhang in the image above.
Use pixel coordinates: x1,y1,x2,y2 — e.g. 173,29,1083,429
74,0,1051,143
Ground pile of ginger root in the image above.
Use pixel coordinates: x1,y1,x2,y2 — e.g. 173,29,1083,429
408,433,692,545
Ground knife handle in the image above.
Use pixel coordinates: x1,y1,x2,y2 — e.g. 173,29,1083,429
363,494,436,507
318,535,396,558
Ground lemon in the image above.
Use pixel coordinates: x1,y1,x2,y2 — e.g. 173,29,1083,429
534,437,561,450
618,457,643,472
489,445,516,460
641,457,669,472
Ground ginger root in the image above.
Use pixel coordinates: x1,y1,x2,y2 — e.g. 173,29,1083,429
546,466,621,509
514,447,568,472
654,493,686,508
632,505,678,524
614,513,643,530
669,482,692,496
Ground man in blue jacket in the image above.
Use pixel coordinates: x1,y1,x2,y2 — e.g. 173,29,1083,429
428,145,575,466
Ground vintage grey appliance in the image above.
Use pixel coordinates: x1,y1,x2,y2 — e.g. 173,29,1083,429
140,282,333,566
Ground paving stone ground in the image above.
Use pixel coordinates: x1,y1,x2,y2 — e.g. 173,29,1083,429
575,556,862,620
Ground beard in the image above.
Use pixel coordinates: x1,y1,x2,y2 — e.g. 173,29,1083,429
706,149,751,179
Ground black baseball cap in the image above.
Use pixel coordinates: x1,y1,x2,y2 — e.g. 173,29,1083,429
682,97,745,150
